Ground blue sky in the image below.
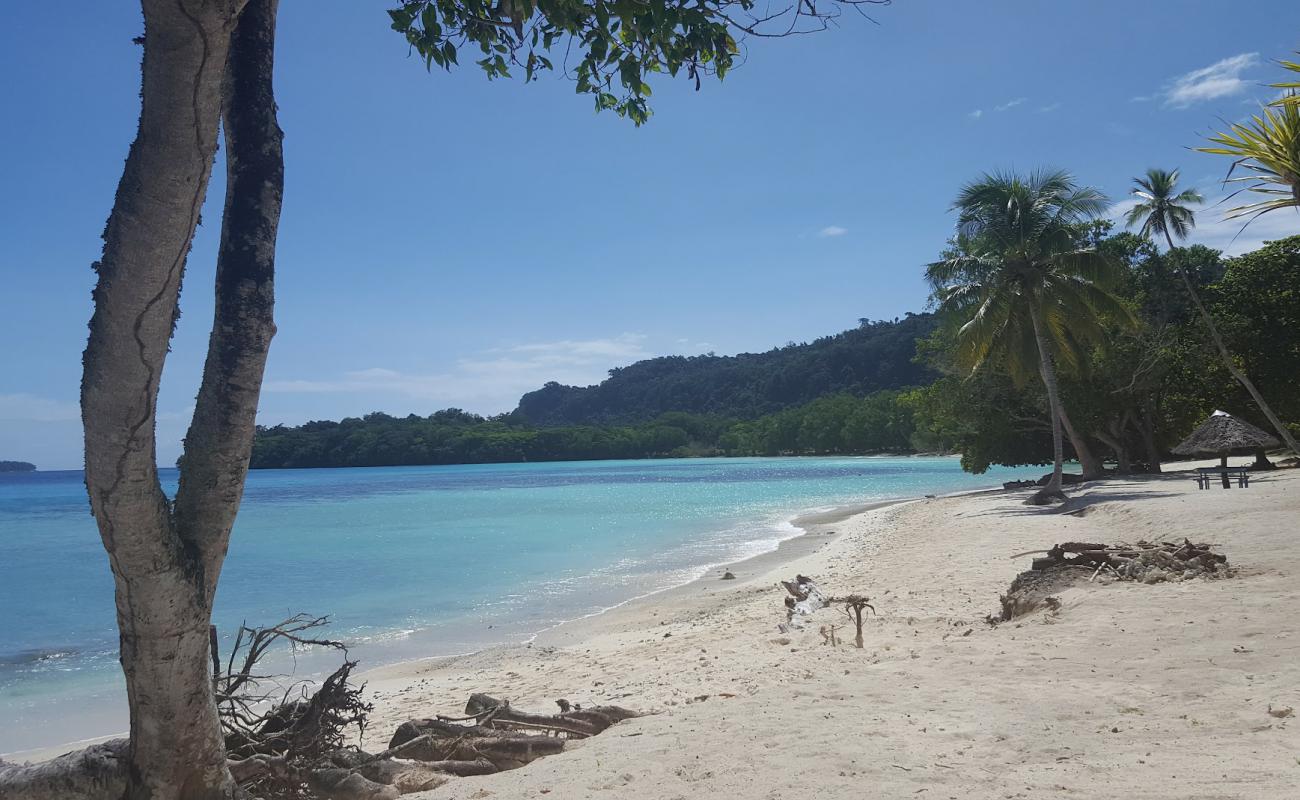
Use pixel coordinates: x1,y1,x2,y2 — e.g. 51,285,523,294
3,1,1299,469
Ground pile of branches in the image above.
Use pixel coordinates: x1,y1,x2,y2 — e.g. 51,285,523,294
232,694,639,800
218,620,639,799
1000,539,1231,620
0,615,641,800
1016,539,1229,582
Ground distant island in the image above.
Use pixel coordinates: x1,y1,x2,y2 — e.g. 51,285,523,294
0,461,36,473
251,316,940,469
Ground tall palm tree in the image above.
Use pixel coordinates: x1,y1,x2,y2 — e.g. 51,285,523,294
1197,97,1300,222
928,170,1134,503
1124,168,1300,457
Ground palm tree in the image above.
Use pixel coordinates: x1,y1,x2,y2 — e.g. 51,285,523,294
1269,52,1299,104
1197,97,1300,222
1125,168,1203,251
927,170,1134,503
1124,168,1300,457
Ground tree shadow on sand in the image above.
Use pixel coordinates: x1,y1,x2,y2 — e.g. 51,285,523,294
960,469,1282,518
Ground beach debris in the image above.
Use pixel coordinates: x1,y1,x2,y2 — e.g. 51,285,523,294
1267,705,1294,719
819,624,841,646
779,574,829,632
722,570,736,580
211,614,373,766
1000,540,1231,620
833,595,877,648
0,635,640,800
0,740,130,800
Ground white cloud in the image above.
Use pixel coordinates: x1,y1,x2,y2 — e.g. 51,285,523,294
967,109,983,120
1182,197,1300,256
0,393,80,422
1109,194,1300,256
994,97,1027,112
816,225,848,238
1037,102,1062,113
262,334,656,414
1162,53,1259,108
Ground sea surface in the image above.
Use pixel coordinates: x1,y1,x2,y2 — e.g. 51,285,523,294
0,456,1019,754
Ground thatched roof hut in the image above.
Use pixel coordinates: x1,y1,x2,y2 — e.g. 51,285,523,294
1172,411,1279,464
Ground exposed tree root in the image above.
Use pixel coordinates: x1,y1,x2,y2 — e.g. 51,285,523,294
2,615,640,800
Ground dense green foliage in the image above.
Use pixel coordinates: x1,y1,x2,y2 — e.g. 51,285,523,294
515,314,937,425
251,389,924,469
0,460,36,473
925,169,1135,492
911,231,1300,473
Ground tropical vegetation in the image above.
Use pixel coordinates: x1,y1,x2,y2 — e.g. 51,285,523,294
1124,168,1300,456
1198,94,1300,221
924,170,1135,501
254,229,1300,480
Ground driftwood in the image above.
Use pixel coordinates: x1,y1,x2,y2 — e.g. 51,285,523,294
832,595,876,648
779,574,829,631
0,740,129,800
463,693,639,738
1000,539,1231,620
3,613,639,800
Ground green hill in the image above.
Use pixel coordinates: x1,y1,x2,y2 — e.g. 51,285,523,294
514,314,937,425
249,315,939,469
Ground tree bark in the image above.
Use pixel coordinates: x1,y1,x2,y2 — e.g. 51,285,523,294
1093,425,1131,474
1027,307,1066,503
80,1,280,798
1139,396,1162,473
1057,404,1103,479
1163,231,1300,457
0,740,128,800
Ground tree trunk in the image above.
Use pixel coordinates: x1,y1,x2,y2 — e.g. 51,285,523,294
1057,404,1103,479
1027,308,1066,503
80,1,281,798
1093,424,1131,474
1139,396,1161,473
1164,231,1300,457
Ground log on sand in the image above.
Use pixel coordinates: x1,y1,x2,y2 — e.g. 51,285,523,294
0,740,128,800
6,694,639,799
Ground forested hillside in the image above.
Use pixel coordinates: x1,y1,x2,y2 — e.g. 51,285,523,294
250,315,938,469
514,314,938,425
250,232,1300,472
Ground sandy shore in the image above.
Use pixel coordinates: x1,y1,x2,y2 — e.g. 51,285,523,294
11,463,1298,798
355,464,1300,799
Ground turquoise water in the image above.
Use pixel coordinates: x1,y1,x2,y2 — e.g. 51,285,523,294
0,456,1017,753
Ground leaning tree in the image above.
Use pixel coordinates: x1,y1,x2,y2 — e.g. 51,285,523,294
67,1,888,798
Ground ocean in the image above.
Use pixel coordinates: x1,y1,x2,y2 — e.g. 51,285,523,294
0,456,1019,754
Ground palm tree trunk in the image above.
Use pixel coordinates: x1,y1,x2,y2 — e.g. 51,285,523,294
1057,405,1103,479
1028,307,1066,503
1164,231,1300,457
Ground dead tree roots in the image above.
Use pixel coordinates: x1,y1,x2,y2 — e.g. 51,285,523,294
0,616,641,800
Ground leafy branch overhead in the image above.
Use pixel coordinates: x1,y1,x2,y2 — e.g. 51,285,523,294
388,0,889,124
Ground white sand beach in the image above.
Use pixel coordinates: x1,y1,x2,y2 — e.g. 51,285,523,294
357,464,1300,799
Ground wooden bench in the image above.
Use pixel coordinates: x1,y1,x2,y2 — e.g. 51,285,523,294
1194,466,1251,489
